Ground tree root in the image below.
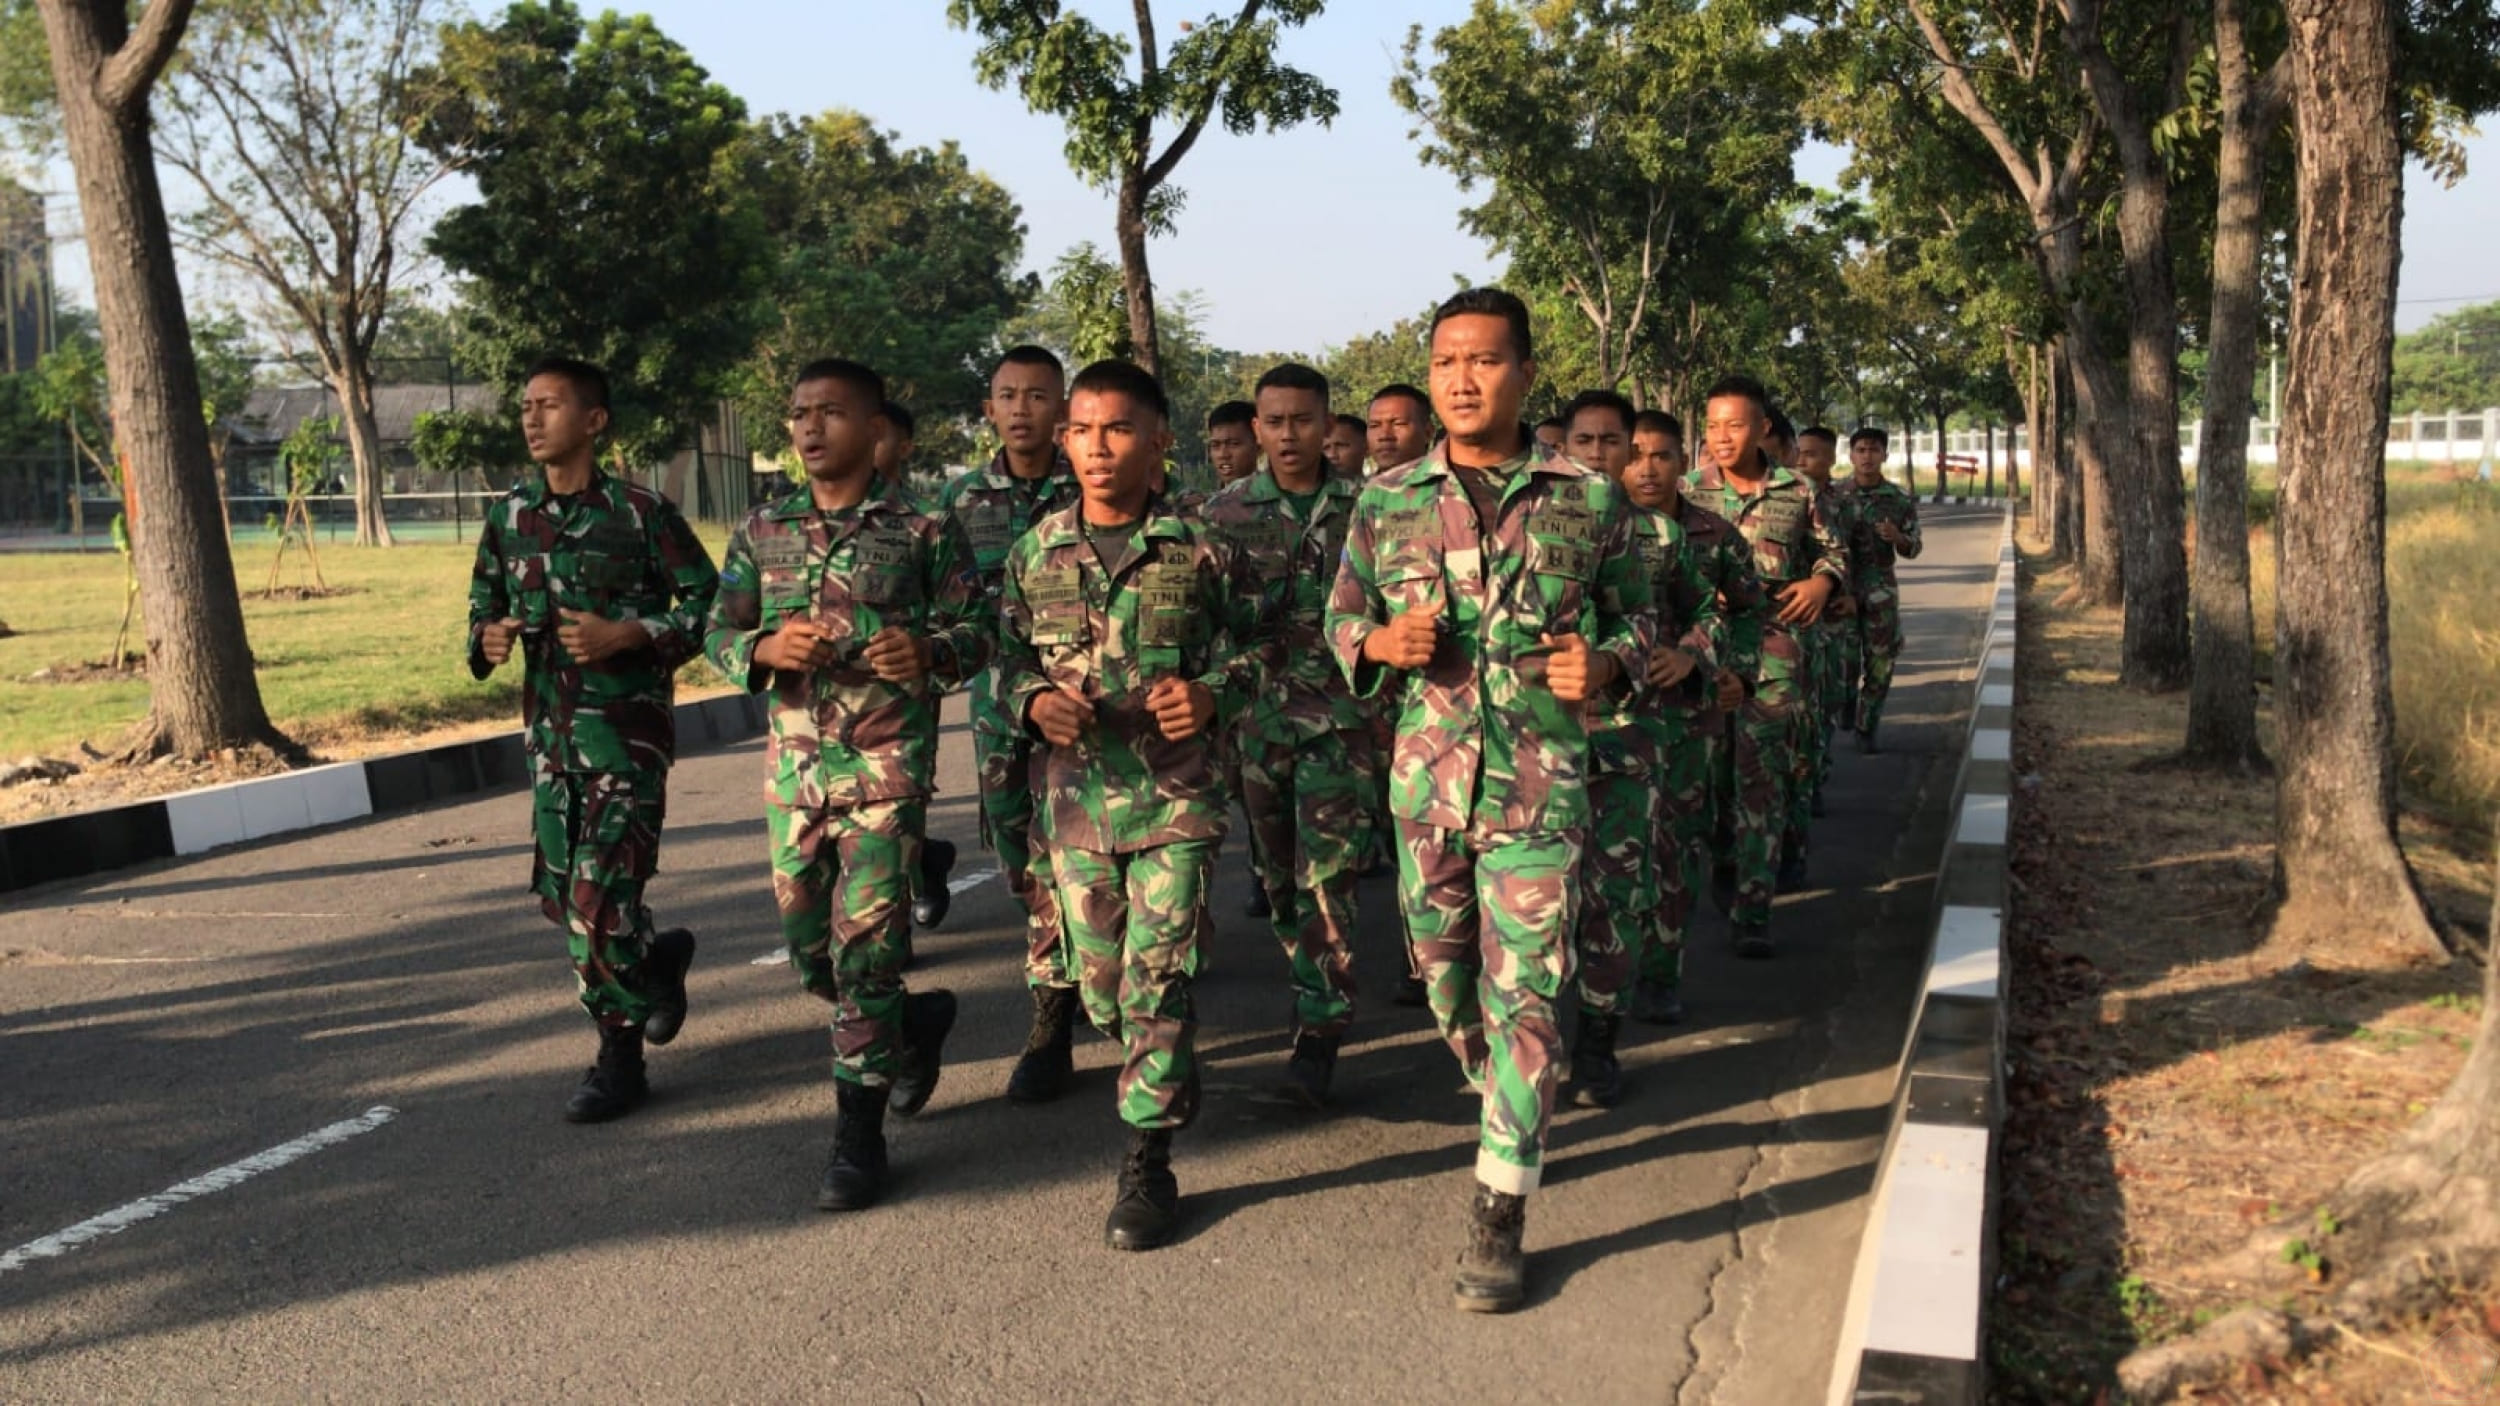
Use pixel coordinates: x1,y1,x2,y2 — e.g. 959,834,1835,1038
106,716,308,770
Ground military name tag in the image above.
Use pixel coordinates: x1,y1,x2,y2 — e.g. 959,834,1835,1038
1138,562,1195,615
1530,537,1594,579
752,537,807,572
854,530,914,572
1023,565,1082,611
1380,506,1437,544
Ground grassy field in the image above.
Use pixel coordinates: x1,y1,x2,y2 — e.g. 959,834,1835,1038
0,527,735,760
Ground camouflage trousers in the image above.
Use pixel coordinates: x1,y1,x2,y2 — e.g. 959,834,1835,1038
1574,734,1655,1016
1240,723,1378,1039
1644,710,1717,989
1715,626,1808,928
1397,817,1582,1196
1054,840,1216,1132
1854,588,1904,734
1812,620,1856,794
530,767,665,1029
772,795,922,1087
976,727,1065,988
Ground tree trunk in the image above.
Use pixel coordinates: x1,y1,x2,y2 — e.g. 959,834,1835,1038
332,354,397,547
1984,420,1997,499
2183,0,2274,771
2024,342,2048,543
38,0,282,758
2271,0,2443,961
2110,155,2193,690
1934,408,1950,500
2066,334,2131,606
2053,340,2083,561
1114,172,1162,376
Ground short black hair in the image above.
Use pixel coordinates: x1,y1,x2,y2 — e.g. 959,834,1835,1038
1562,389,1635,439
1207,399,1255,431
1799,424,1838,447
882,399,917,438
1070,358,1169,423
993,344,1065,383
1850,425,1891,449
1633,409,1683,440
1369,383,1430,419
1765,407,1796,443
1254,361,1330,404
1702,375,1772,417
793,357,887,407
1535,415,1567,433
523,356,610,414
1431,286,1535,364
1333,412,1366,434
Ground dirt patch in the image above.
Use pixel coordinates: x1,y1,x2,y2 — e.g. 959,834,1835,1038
21,655,146,683
254,585,359,602
1991,539,2498,1403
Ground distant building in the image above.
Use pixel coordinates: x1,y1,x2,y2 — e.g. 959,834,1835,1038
1,182,52,375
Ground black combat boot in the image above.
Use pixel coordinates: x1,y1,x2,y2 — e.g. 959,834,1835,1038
641,928,696,1047
1567,1012,1624,1109
1006,985,1077,1104
1629,975,1686,1027
816,1080,890,1212
1733,921,1775,960
1281,1030,1340,1109
913,838,956,928
888,988,958,1117
1243,881,1272,920
1452,1183,1528,1313
1104,1127,1179,1251
1855,725,1880,755
564,1023,648,1123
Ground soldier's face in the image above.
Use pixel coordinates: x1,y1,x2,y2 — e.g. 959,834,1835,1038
1851,438,1888,483
1535,423,1565,452
874,423,914,483
1565,407,1632,480
1255,385,1329,483
1206,423,1259,482
987,362,1065,455
1764,431,1796,469
1367,395,1431,469
789,376,882,484
1066,389,1170,511
520,373,606,467
1704,395,1768,476
1324,422,1366,474
1429,313,1534,445
1626,429,1683,511
1797,435,1836,483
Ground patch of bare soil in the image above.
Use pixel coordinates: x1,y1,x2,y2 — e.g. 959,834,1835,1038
21,655,146,683
1991,538,2497,1404
254,585,358,602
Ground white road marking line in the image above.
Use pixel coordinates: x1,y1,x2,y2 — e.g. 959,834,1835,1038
0,1105,398,1275
748,866,1002,965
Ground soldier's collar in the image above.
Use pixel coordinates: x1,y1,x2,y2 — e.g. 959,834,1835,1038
1029,496,1187,549
987,448,1073,486
517,466,613,509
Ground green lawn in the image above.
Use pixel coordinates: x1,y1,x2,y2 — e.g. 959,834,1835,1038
0,527,736,759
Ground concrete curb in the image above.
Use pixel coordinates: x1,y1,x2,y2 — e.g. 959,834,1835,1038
1827,507,2017,1405
0,691,768,895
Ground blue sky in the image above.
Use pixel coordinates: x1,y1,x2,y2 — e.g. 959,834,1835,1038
28,1,2500,349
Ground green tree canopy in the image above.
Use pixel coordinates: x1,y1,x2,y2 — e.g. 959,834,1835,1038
412,0,768,466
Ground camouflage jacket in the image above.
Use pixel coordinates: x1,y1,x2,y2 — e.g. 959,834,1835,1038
1683,461,1850,628
940,450,1079,738
1673,495,1767,689
1200,469,1367,740
702,485,992,808
466,470,719,777
1326,445,1657,834
1834,477,1923,596
997,494,1257,854
1588,506,1725,774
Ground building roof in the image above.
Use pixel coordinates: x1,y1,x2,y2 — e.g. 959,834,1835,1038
230,382,504,446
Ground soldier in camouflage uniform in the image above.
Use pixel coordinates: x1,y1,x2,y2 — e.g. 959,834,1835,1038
938,347,1083,1102
1625,411,1762,1026
1685,375,1848,959
1366,383,1439,999
1793,426,1858,832
1328,290,1657,1314
1201,398,1270,923
873,397,957,933
1838,427,1923,750
1559,393,1734,1079
705,358,991,1213
466,357,718,1125
998,359,1254,1253
1201,362,1378,1107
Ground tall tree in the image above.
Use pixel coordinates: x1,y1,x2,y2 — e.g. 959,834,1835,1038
1393,0,1798,399
2269,0,2443,961
156,0,456,547
412,0,767,465
733,109,1034,459
946,0,1336,375
28,0,284,756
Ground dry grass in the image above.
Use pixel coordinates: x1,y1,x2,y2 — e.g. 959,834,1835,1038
1993,542,2498,1404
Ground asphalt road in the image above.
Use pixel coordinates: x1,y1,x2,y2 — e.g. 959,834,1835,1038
0,506,2004,1403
